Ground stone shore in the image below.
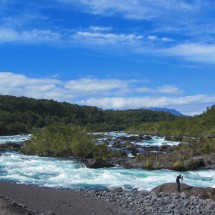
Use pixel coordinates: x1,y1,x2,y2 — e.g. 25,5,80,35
0,181,214,215
80,185,215,215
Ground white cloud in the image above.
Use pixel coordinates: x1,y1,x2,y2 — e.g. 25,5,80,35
148,36,158,41
162,43,215,64
0,72,68,101
146,35,174,42
89,26,112,32
157,85,182,94
59,0,200,20
79,95,215,115
161,37,174,42
0,72,214,115
72,31,143,46
0,72,132,100
136,85,181,94
65,78,129,95
0,28,60,43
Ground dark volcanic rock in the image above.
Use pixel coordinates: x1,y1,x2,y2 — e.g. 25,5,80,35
185,156,206,170
142,135,152,140
82,183,215,215
84,159,115,168
152,183,215,201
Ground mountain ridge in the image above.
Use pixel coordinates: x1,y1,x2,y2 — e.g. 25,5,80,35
146,107,184,116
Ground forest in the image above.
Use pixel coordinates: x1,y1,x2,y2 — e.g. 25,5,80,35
127,106,215,139
0,94,177,135
1,94,215,164
127,105,215,156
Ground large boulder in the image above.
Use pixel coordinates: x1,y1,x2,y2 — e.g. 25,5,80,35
184,156,206,170
85,159,115,168
152,183,215,200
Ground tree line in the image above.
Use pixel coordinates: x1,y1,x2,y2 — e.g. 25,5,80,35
127,105,215,139
0,95,177,135
127,105,215,155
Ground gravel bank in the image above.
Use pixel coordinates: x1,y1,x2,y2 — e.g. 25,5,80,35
81,187,215,215
0,181,214,215
0,181,123,215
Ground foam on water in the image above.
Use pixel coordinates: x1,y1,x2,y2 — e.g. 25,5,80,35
0,151,214,190
94,132,180,147
132,136,180,147
0,134,31,145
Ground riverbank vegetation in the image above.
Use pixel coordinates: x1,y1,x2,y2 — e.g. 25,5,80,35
0,95,177,135
127,106,215,140
1,94,215,170
22,124,124,161
127,106,215,170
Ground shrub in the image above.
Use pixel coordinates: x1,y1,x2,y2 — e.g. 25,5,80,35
23,124,95,158
145,159,152,168
172,160,185,171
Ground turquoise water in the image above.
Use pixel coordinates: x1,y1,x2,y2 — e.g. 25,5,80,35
0,134,31,145
0,134,214,191
0,151,214,191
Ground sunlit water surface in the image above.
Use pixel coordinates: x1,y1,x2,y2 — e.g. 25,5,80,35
0,134,214,190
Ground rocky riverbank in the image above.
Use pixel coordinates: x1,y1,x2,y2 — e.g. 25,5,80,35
2,133,215,171
0,181,214,215
91,133,215,171
124,153,215,171
81,183,215,215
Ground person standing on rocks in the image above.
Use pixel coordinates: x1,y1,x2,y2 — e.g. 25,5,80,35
176,174,183,192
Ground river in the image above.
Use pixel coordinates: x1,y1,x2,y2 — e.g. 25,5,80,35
0,133,214,191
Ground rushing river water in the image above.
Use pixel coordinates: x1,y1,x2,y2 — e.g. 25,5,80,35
0,134,214,191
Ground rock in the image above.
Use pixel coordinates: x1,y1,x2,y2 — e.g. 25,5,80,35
47,211,56,215
142,135,152,140
80,183,215,215
185,156,206,170
180,192,188,198
85,159,115,168
120,135,144,142
109,187,123,192
151,183,215,201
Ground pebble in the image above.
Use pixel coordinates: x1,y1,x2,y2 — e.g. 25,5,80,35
80,189,215,215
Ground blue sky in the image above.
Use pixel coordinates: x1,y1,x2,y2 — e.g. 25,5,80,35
0,0,215,115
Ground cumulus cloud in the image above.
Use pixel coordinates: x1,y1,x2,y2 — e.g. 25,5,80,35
0,72,68,101
0,72,131,100
0,72,214,115
79,95,215,115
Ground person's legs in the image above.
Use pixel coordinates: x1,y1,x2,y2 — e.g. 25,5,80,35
177,182,181,192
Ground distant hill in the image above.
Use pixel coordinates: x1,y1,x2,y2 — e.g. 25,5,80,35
0,94,178,135
128,105,215,139
147,107,184,116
